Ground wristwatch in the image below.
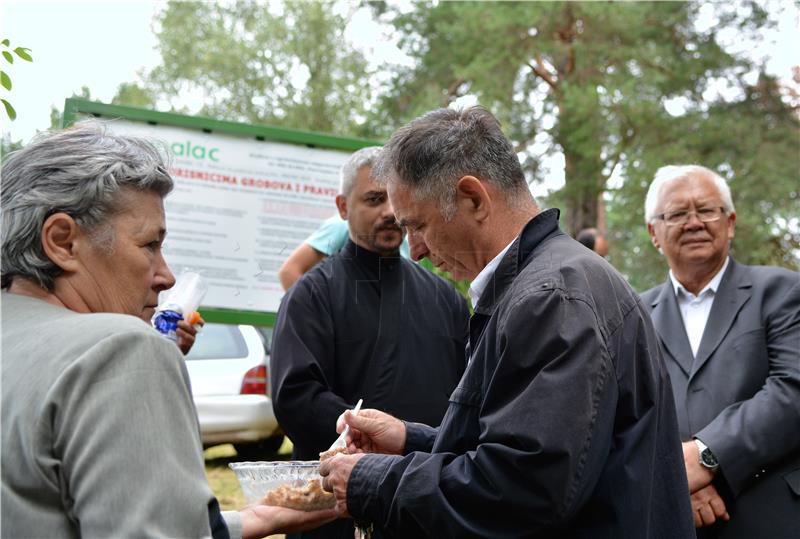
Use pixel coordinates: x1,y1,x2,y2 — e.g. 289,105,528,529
694,438,720,472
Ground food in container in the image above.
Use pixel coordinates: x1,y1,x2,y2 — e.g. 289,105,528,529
319,446,347,461
229,461,335,511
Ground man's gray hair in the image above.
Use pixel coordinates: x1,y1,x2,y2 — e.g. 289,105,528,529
340,146,382,198
644,165,735,224
374,106,529,220
1,121,174,290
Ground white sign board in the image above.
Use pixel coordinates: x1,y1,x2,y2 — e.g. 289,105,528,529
109,120,350,313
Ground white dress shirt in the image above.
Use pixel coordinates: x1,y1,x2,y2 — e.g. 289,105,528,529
468,239,516,308
669,257,730,358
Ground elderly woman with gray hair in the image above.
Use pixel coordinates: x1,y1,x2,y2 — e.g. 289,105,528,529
0,122,335,538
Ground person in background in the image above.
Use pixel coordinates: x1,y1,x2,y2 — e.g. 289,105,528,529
278,215,411,291
575,227,609,257
0,123,336,539
277,215,346,290
319,106,694,538
641,164,799,538
271,146,468,539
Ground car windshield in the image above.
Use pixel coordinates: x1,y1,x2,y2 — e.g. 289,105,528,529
185,323,248,361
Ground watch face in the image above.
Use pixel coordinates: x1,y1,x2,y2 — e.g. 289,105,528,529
701,448,719,468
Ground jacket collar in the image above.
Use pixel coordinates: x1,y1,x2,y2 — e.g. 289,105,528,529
473,208,561,315
341,238,402,274
649,257,752,379
691,258,751,377
669,256,729,299
649,282,695,376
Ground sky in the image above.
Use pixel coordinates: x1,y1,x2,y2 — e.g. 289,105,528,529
2,1,798,153
1,1,162,142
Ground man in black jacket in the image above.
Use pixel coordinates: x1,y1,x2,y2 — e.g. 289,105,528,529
271,147,468,539
320,107,695,538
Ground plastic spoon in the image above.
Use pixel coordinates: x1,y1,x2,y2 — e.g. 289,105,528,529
327,398,363,454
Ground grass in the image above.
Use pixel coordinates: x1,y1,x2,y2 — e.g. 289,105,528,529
203,439,294,539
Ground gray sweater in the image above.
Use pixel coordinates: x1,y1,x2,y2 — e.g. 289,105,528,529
1,292,241,538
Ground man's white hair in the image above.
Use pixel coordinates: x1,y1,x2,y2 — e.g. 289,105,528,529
644,165,735,224
339,146,382,198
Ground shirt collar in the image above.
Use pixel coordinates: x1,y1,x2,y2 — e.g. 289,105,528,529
471,208,561,314
468,239,515,307
670,256,730,298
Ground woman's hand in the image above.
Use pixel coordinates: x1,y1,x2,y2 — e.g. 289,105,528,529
239,505,338,538
176,313,204,355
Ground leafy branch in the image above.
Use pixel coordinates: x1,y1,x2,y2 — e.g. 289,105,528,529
1,38,34,121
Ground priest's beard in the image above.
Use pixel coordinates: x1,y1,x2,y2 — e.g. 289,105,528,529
366,222,403,257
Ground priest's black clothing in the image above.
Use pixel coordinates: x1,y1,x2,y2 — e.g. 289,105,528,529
271,239,469,539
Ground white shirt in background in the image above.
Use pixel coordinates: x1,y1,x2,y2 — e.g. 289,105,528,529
669,257,730,358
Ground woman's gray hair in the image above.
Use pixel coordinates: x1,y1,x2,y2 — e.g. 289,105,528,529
340,146,382,198
1,121,174,290
644,165,735,224
374,106,529,220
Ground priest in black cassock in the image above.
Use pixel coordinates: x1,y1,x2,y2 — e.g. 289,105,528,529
270,146,469,539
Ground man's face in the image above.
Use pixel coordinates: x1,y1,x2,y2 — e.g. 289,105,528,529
75,189,176,320
648,173,736,276
389,182,481,281
338,165,403,256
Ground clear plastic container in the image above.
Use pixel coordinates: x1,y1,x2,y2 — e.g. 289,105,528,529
152,271,208,341
159,271,207,315
229,461,335,510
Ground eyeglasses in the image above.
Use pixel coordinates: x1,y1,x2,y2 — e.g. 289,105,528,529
653,206,726,227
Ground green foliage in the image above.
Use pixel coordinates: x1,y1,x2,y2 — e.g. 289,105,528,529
372,2,741,225
111,81,157,108
1,99,15,120
0,133,24,165
97,1,797,289
371,0,798,288
1,38,33,121
608,72,800,291
49,86,94,129
142,0,373,137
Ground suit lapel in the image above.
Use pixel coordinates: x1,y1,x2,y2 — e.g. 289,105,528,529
650,282,694,376
691,261,752,379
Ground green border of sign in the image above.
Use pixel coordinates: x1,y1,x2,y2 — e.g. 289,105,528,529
62,98,381,327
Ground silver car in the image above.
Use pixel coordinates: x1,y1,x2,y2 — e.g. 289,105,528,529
184,323,284,459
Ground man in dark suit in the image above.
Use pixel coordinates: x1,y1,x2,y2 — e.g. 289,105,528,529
641,164,800,538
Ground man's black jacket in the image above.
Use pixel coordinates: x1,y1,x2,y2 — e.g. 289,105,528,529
347,209,695,538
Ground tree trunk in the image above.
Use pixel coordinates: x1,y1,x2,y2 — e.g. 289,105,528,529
562,150,603,236
556,88,605,236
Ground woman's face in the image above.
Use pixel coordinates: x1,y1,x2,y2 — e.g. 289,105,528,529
76,189,175,319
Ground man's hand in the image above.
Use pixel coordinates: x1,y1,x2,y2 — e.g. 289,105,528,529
319,453,366,517
176,314,205,355
691,484,730,528
239,504,337,538
336,408,406,455
682,440,714,493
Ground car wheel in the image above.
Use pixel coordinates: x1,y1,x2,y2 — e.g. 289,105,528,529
234,435,284,460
